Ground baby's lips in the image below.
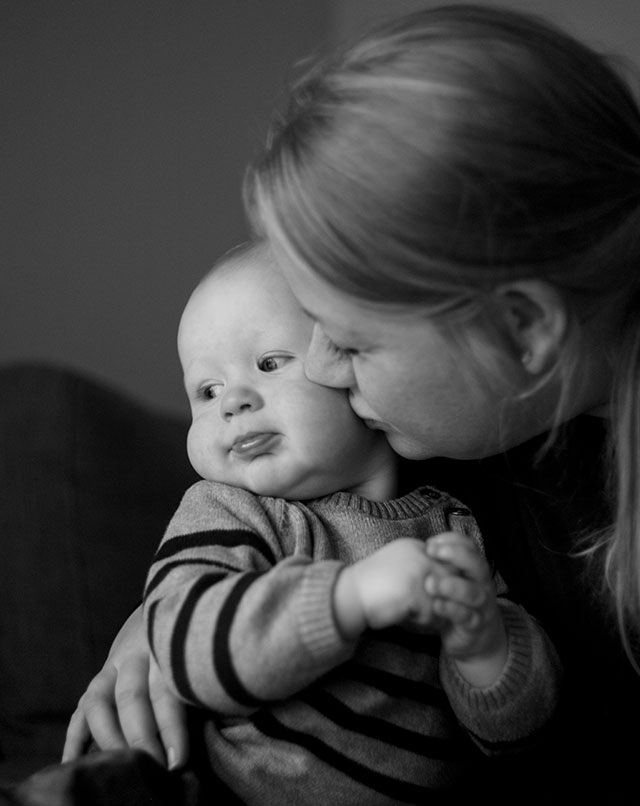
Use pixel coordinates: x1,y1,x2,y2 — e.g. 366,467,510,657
230,432,280,458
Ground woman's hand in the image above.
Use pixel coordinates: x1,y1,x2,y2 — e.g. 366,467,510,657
62,605,189,769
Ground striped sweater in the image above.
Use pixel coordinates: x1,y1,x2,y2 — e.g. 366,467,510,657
143,481,561,805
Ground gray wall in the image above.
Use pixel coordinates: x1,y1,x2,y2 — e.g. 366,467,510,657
2,1,330,417
3,1,640,417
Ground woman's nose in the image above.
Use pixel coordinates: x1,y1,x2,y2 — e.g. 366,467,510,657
221,385,264,421
304,325,355,389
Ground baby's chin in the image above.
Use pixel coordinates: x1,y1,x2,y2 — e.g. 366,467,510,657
242,464,354,501
246,478,335,501
198,456,371,501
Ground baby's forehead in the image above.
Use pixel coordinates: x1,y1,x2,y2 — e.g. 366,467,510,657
199,265,276,314
209,242,275,283
188,245,300,328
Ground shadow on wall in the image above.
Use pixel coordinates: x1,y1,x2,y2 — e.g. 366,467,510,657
2,1,331,416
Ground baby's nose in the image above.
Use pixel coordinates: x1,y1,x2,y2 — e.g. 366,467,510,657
221,386,263,420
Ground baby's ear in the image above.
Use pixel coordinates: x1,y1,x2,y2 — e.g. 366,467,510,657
493,279,567,375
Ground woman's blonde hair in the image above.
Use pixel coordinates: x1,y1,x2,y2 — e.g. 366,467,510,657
245,4,640,664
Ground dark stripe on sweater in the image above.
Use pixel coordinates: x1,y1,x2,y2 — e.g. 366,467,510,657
465,707,560,754
153,530,277,566
145,560,236,599
300,688,463,759
170,573,224,705
372,627,441,656
213,571,265,707
251,710,448,803
331,662,449,707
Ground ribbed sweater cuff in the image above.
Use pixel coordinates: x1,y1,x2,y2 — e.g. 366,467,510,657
440,600,533,714
298,560,350,661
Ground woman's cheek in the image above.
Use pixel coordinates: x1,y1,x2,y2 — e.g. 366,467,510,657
354,372,389,418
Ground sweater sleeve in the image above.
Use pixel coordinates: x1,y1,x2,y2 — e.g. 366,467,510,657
143,481,355,716
438,599,563,754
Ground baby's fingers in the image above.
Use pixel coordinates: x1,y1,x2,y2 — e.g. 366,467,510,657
426,532,488,582
425,573,489,614
431,596,482,628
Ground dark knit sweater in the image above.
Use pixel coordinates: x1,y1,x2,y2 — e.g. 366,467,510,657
143,482,560,805
411,414,639,801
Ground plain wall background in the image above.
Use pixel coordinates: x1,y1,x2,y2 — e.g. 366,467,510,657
3,1,640,417
2,1,330,417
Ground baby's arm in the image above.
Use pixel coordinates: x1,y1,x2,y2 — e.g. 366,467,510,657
424,531,508,687
144,483,355,716
334,531,562,752
425,532,563,751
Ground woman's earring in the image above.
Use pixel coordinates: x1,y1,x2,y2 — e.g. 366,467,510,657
521,350,533,367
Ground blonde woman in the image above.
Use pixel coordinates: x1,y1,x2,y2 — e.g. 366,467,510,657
63,4,640,802
246,4,640,800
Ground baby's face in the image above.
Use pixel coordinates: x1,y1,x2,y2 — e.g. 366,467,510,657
178,249,390,499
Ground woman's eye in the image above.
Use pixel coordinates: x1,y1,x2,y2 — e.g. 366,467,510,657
324,335,358,358
333,343,358,358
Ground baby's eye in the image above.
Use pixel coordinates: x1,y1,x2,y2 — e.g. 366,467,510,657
198,382,222,400
258,354,291,373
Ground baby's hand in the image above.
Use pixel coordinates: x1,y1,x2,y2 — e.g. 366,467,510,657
333,538,445,640
425,532,507,685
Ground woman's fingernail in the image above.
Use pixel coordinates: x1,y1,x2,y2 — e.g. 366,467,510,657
167,746,177,770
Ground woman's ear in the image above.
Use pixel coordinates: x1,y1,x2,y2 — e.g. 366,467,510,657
494,280,567,375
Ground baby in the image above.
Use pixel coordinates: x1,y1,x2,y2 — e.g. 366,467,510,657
143,242,561,805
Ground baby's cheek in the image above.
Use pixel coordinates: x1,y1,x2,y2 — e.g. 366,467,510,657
186,424,213,479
